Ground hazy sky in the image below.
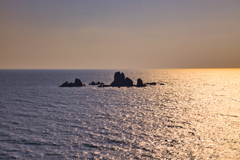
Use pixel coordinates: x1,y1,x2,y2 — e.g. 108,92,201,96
1,0,240,69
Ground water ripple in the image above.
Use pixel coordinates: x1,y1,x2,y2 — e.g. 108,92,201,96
0,69,239,159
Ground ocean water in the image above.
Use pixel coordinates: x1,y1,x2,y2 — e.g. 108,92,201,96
0,69,239,159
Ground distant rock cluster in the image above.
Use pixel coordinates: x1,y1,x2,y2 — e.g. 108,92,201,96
59,78,85,87
89,81,104,85
59,71,163,87
110,71,133,87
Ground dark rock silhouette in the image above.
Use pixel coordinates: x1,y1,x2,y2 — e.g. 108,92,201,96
110,72,133,87
97,71,160,87
89,81,103,85
74,78,83,86
125,77,133,86
59,71,161,88
59,81,70,87
110,72,125,86
137,78,146,87
59,78,84,87
89,81,96,85
146,82,157,85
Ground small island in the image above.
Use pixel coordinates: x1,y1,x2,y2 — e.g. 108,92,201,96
98,71,158,87
59,71,162,87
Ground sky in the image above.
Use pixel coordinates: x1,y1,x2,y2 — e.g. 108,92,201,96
0,0,240,69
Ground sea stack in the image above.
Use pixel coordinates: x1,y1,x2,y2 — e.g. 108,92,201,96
110,71,133,87
137,78,145,87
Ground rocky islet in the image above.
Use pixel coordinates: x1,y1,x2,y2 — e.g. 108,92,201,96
59,71,162,87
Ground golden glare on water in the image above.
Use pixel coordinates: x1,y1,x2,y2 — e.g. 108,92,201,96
153,69,240,159
0,69,239,159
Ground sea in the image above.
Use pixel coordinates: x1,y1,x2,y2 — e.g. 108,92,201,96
0,69,239,159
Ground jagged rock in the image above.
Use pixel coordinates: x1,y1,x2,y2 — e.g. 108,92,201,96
110,72,125,86
89,81,97,85
125,77,133,86
137,78,146,87
96,82,101,85
59,78,84,87
74,78,83,86
110,72,133,87
89,81,95,85
59,81,70,87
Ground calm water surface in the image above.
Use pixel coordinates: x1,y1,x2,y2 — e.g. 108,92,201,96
0,69,239,159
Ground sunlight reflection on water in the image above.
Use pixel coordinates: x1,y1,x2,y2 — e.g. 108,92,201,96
0,69,239,159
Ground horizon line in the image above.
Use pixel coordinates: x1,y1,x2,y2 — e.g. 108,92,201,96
0,68,239,70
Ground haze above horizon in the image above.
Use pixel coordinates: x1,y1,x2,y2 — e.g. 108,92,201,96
0,0,240,69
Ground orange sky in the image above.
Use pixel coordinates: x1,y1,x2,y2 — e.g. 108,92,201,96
0,0,240,69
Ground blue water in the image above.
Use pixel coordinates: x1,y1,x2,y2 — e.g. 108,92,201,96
0,69,239,159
